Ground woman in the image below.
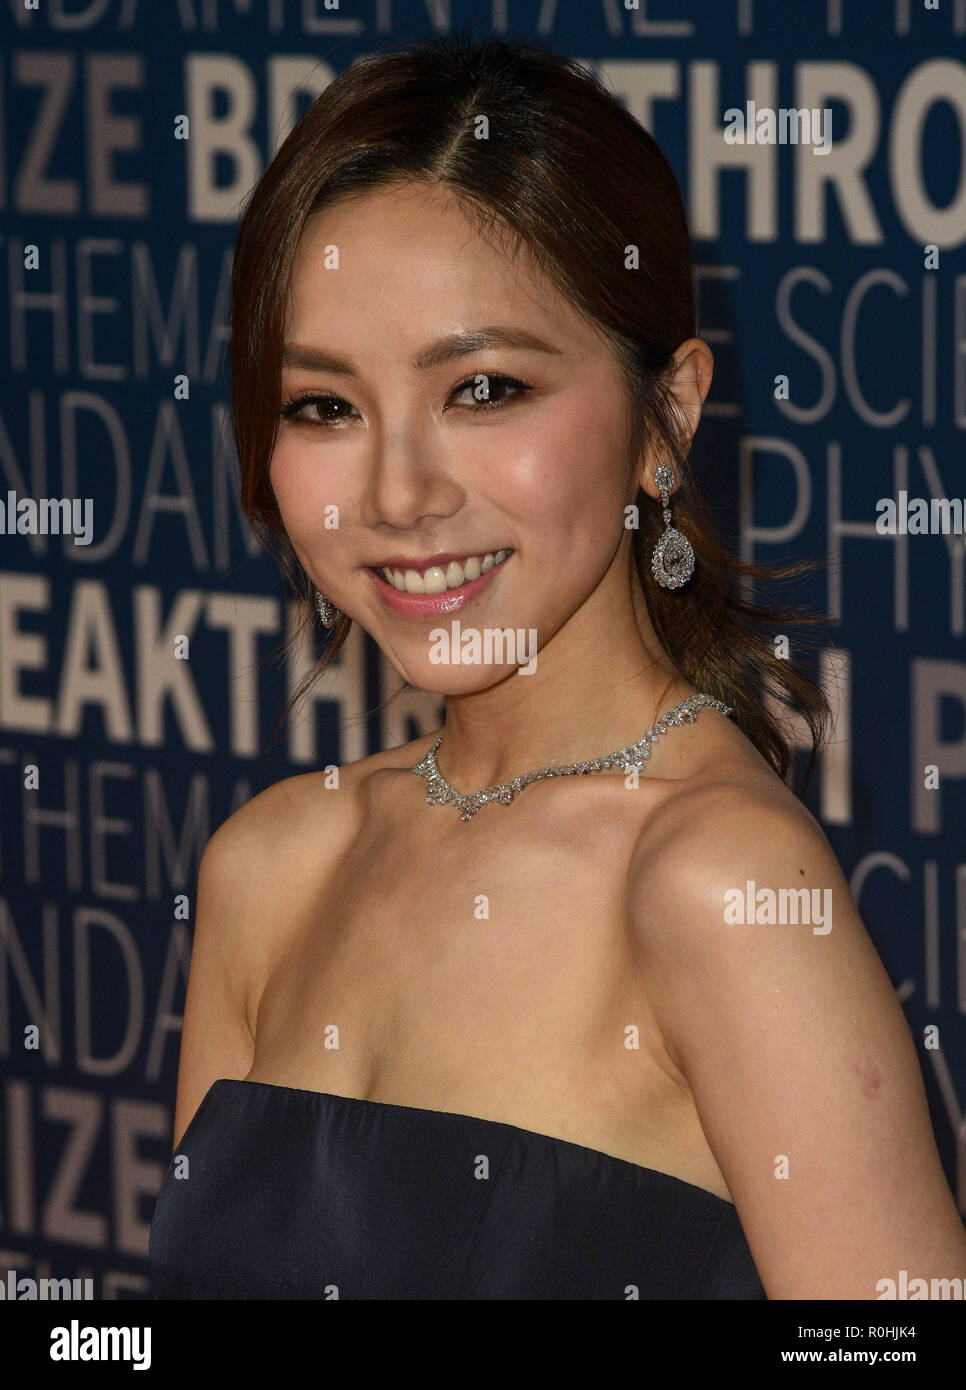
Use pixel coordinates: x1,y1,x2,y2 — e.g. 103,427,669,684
149,30,966,1299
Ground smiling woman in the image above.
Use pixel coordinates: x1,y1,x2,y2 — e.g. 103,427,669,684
148,28,966,1301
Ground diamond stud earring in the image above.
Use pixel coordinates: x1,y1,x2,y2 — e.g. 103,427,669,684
650,464,695,590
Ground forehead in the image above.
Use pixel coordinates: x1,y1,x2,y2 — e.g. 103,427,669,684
284,181,601,355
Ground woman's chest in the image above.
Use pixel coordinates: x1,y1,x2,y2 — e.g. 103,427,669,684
242,774,728,1197
252,787,639,1085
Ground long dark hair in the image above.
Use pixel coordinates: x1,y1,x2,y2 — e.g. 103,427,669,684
231,28,832,790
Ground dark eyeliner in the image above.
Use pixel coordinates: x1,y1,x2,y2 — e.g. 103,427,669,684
449,372,535,407
279,373,535,423
279,389,342,419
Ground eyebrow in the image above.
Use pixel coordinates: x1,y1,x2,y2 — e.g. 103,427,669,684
282,326,563,376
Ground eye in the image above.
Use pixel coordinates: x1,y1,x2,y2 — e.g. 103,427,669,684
279,391,358,427
448,373,535,412
278,372,535,429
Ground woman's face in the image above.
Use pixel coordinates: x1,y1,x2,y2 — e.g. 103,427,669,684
271,179,641,693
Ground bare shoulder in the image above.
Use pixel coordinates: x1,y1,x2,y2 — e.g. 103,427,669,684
172,739,436,1148
632,699,818,850
205,762,358,856
625,714,966,1296
628,703,828,918
201,731,439,871
630,754,836,944
197,730,443,930
626,711,851,1047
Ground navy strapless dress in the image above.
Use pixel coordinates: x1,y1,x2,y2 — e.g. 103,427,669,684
149,1079,765,1299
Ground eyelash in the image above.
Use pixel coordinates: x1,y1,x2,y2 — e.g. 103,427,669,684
278,373,535,427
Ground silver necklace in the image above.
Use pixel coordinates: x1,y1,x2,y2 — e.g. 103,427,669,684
410,692,732,821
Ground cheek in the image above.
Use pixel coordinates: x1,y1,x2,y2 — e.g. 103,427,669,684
490,402,627,543
269,439,348,546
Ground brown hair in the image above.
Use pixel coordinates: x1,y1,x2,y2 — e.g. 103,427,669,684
231,28,832,791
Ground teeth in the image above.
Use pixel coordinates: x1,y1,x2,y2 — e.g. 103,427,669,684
380,549,511,594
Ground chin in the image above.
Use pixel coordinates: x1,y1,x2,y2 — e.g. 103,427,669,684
394,660,525,696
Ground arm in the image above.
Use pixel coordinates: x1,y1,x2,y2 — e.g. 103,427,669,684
631,785,966,1299
171,779,302,1150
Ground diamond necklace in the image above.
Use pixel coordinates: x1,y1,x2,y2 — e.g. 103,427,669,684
410,692,732,821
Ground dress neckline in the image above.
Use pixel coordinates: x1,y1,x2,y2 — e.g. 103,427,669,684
199,1077,735,1209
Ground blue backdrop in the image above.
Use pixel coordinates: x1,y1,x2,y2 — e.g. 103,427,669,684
0,0,964,1298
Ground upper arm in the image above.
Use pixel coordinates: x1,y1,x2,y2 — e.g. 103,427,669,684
631,785,966,1299
172,778,307,1149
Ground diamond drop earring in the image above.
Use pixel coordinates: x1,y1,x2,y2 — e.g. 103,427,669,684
650,463,695,590
315,590,341,627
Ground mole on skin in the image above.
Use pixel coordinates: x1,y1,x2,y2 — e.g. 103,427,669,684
856,1061,882,1097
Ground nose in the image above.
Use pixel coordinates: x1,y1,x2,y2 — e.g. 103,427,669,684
359,418,464,532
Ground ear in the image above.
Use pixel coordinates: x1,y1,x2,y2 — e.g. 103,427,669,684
635,338,714,500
